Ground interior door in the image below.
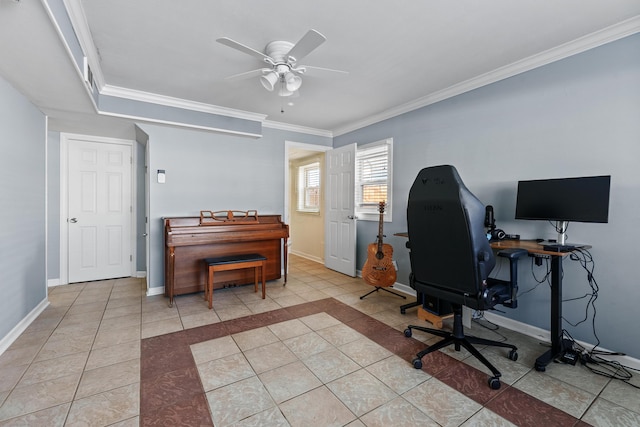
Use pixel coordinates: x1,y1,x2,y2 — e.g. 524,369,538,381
324,143,357,276
67,137,132,282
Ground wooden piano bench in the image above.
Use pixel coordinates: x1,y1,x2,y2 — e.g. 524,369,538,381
203,254,267,309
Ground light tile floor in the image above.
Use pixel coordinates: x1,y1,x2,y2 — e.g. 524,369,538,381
0,255,639,426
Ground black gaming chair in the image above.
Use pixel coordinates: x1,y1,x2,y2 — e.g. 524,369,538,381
403,165,527,389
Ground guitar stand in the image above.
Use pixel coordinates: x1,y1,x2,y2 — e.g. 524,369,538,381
360,286,407,300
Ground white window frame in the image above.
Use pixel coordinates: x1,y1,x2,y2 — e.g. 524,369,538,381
296,161,321,213
355,138,393,222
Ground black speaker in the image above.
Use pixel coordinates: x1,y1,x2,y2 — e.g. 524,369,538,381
421,293,453,315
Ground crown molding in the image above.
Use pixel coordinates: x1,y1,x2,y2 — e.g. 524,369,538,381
98,110,263,139
101,85,268,123
101,86,333,137
263,120,333,138
333,16,640,136
100,85,336,138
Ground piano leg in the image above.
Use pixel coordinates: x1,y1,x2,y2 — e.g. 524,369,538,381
168,248,175,308
283,238,288,286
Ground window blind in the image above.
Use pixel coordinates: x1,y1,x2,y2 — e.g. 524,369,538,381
355,140,392,219
297,162,320,212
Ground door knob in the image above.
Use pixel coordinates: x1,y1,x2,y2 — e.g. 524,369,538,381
69,218,78,223
347,215,356,220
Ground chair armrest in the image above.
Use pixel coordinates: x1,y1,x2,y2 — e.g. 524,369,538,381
497,248,529,260
496,248,528,309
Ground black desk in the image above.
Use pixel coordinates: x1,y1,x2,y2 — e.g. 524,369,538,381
490,239,590,371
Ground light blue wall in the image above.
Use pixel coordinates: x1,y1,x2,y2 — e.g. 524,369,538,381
47,131,60,281
335,33,640,359
0,76,47,340
134,128,148,272
138,123,331,290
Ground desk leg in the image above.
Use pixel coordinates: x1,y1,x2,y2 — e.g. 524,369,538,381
535,255,570,371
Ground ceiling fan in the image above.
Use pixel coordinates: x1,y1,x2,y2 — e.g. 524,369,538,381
216,29,347,97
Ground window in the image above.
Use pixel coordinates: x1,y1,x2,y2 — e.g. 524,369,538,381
355,138,393,221
297,161,320,212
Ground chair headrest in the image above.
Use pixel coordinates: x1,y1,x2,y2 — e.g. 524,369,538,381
406,165,495,299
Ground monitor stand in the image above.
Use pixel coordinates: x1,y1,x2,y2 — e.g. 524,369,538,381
543,221,585,252
543,221,581,252
557,220,568,245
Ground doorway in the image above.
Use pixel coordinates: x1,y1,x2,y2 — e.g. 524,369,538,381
60,133,135,284
284,141,331,263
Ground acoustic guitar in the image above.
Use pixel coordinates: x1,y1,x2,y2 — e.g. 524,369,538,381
362,201,397,287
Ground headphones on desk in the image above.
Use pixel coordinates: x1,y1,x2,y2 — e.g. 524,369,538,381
489,228,507,240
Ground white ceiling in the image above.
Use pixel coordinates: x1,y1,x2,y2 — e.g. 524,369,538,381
1,0,639,137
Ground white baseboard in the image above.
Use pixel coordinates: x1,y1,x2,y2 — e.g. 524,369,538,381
147,286,164,297
484,311,640,371
47,278,61,287
392,283,416,297
289,250,323,264
0,299,50,356
136,271,147,278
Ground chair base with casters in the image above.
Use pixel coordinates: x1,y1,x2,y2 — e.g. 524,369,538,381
404,304,518,390
403,247,526,390
399,298,420,314
360,286,407,300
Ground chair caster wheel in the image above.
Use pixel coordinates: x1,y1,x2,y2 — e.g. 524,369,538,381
535,364,546,372
508,349,518,361
412,358,423,369
404,328,412,338
488,377,501,390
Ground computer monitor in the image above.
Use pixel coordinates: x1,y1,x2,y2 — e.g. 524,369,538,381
515,175,611,247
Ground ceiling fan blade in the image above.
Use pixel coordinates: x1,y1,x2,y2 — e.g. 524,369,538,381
302,65,349,76
286,29,326,62
224,68,267,81
216,37,271,62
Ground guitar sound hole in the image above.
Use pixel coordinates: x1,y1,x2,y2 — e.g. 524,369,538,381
376,251,384,260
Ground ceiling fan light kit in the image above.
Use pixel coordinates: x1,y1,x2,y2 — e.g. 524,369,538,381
260,71,279,91
217,29,347,98
284,72,302,92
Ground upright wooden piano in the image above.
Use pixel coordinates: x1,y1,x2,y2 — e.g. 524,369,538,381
164,211,289,307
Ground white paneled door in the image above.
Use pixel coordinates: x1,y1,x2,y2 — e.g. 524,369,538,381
67,138,132,283
324,143,357,276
